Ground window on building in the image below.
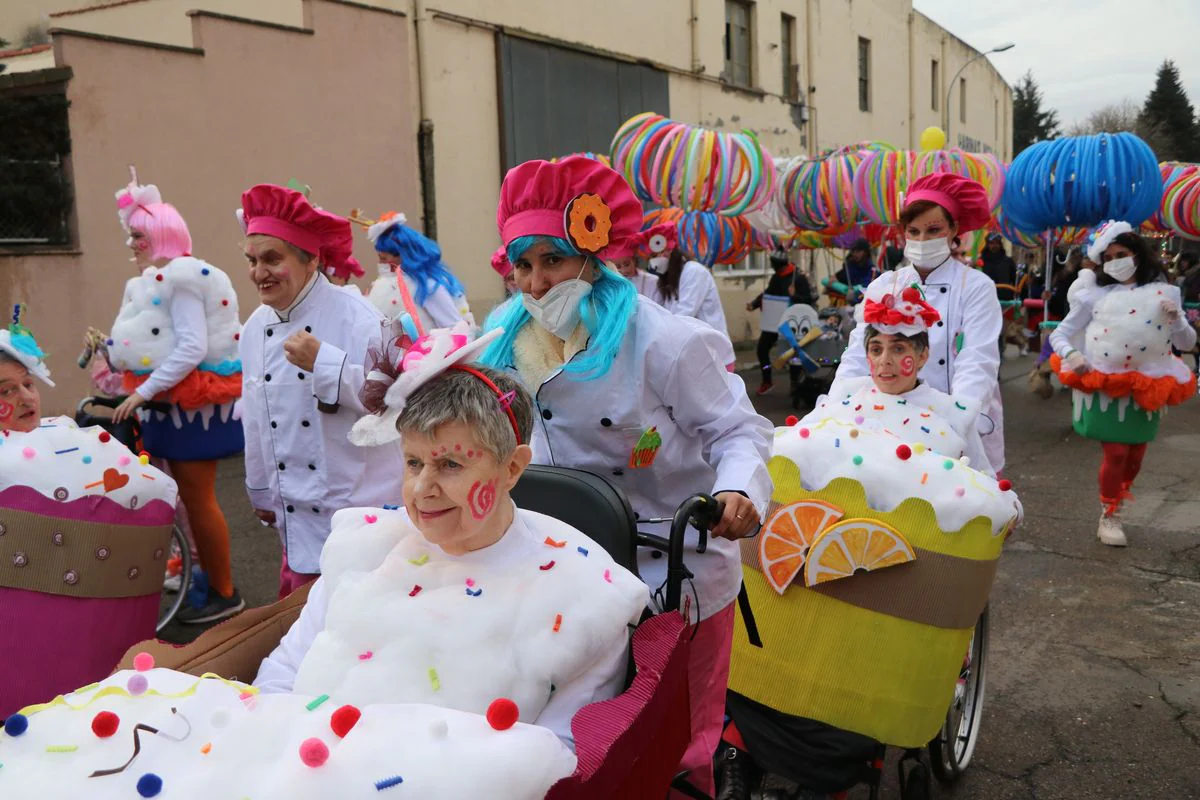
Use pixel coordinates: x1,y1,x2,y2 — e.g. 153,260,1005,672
724,1,753,88
959,77,967,123
931,59,939,111
0,89,73,247
781,13,798,100
858,37,871,112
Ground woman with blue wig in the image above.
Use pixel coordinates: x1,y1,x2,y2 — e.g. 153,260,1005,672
364,211,475,331
480,155,773,797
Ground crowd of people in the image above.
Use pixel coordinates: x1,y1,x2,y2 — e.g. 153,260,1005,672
0,153,1194,799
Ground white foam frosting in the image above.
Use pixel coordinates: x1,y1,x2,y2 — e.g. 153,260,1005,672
0,669,576,799
108,258,241,373
781,386,1020,533
1082,283,1192,382
0,416,177,509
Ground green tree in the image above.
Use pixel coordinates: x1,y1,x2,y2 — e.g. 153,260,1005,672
1139,59,1200,161
1013,71,1061,155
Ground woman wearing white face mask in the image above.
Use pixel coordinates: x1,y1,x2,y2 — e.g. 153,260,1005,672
829,172,1007,472
1049,221,1196,546
479,156,773,798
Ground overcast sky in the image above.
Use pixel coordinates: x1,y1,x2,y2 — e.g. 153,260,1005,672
913,0,1200,128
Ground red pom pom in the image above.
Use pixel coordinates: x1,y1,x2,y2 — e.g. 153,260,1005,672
799,428,810,439
896,444,912,460
998,479,1013,491
486,698,519,731
91,711,120,738
785,415,799,427
98,432,111,443
155,274,164,282
329,705,361,738
299,737,329,767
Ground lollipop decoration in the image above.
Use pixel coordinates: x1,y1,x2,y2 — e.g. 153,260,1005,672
1161,163,1200,240
643,208,754,265
551,152,612,168
853,147,1005,226
610,112,777,216
782,150,864,233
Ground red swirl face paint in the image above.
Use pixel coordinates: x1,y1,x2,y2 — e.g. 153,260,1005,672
900,355,916,377
0,401,12,422
467,479,497,520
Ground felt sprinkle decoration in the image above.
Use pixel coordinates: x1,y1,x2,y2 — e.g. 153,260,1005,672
409,584,422,597
466,587,483,597
55,447,79,455
603,569,613,583
544,536,567,548
45,744,79,753
299,737,329,767
576,546,589,557
306,694,331,712
428,668,441,692
539,560,556,571
200,742,212,755
921,472,929,485
91,711,120,738
364,514,378,524
330,705,362,738
486,698,520,731
376,775,405,791
553,613,563,633
358,650,374,661
408,554,429,566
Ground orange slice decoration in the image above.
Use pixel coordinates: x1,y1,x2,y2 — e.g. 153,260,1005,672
565,193,612,253
803,518,916,587
758,499,844,595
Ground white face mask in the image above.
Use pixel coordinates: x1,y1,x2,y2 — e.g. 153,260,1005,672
522,264,592,340
1103,256,1137,282
904,238,952,269
648,256,669,274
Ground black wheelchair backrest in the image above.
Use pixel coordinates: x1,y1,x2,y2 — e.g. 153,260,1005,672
511,465,639,577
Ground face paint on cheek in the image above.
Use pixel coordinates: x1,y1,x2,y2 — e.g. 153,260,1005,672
276,268,290,279
0,402,12,421
900,356,916,377
467,479,497,520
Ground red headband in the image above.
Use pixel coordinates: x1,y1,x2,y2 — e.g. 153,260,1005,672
451,365,522,444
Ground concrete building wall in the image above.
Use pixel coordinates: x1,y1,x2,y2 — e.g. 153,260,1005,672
0,0,420,413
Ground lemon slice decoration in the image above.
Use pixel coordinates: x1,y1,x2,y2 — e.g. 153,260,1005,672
803,518,916,586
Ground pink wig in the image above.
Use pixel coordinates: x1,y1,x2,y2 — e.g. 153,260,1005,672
127,202,192,261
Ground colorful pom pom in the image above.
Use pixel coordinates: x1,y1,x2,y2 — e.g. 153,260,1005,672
330,705,362,738
486,698,519,731
785,415,799,426
4,713,28,737
133,652,155,672
21,447,35,459
799,428,810,439
998,479,1013,491
136,773,163,797
852,455,864,466
91,711,120,738
299,737,330,767
98,431,111,443
895,444,912,460
126,673,148,696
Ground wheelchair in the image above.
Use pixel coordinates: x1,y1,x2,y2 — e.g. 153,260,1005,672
115,465,726,799
75,395,192,632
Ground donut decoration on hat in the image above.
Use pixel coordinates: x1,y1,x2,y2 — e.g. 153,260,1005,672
564,193,613,254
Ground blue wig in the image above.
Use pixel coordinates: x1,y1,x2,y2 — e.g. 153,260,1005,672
374,223,465,306
479,235,637,381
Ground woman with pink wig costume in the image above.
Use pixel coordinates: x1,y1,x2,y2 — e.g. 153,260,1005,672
99,174,246,624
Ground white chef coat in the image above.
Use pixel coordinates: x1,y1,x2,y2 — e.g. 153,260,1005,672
240,273,405,573
627,269,660,300
255,505,641,751
654,260,731,339
829,260,1007,472
496,297,773,622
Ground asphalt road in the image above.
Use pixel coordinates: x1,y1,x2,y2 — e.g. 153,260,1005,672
184,349,1200,799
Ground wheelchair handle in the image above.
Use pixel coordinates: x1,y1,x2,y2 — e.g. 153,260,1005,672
660,493,723,614
78,395,174,416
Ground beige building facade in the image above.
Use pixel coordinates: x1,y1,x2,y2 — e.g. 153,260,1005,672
2,0,1012,411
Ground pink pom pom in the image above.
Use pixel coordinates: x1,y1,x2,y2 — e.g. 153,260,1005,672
954,487,966,497
133,652,155,672
118,455,132,467
117,194,135,209
299,737,329,767
486,698,519,731
21,447,35,459
799,428,810,439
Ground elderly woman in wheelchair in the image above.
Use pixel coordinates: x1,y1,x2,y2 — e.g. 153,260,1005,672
0,325,652,800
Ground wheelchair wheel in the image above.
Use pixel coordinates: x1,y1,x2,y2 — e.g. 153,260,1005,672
156,526,192,633
929,606,989,782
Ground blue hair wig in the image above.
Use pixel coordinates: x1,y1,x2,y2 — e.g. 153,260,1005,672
374,223,465,306
480,235,637,381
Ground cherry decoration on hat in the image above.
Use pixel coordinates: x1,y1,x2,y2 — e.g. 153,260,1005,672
862,281,941,336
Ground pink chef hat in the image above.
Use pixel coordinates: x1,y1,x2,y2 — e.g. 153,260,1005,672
496,156,643,260
490,246,513,278
904,173,992,234
241,184,364,280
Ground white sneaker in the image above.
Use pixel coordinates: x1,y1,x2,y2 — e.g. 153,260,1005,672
1097,508,1128,547
163,572,182,593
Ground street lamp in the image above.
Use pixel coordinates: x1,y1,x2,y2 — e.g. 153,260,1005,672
945,42,1016,143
